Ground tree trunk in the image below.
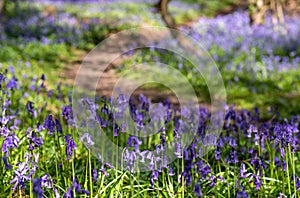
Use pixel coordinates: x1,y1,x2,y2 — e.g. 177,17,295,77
0,0,4,14
249,0,268,25
248,0,286,25
155,0,205,65
285,0,300,16
270,0,285,24
156,0,176,29
0,0,5,32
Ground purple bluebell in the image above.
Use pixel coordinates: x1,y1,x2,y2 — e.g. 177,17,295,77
127,136,142,151
27,130,44,150
73,178,90,195
214,146,221,160
55,118,63,134
240,163,250,178
174,142,182,158
62,106,74,125
63,187,73,198
41,74,46,81
41,174,54,189
0,73,5,89
113,124,120,137
168,166,175,176
93,169,98,182
0,73,5,83
79,132,94,148
282,160,287,172
43,114,55,135
10,119,21,131
0,125,10,137
2,156,12,170
2,133,20,157
26,101,36,117
48,90,54,98
296,176,300,191
252,174,261,190
229,136,237,147
100,165,109,177
63,178,90,197
250,157,267,172
65,134,77,158
10,162,31,191
7,76,18,89
194,183,203,197
32,178,44,198
230,149,239,163
236,183,248,198
54,188,60,198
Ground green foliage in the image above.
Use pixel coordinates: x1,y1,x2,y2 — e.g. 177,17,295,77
118,46,300,119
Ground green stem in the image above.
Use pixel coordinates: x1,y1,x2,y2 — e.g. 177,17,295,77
30,179,33,198
227,165,230,197
285,146,291,196
89,149,93,198
181,150,184,198
130,173,134,197
72,158,76,197
288,144,296,196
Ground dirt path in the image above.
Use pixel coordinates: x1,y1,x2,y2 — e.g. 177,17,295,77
63,28,181,105
63,0,252,106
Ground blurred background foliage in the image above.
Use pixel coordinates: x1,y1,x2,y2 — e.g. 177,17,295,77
0,0,299,119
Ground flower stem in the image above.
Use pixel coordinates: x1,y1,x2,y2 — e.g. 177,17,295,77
88,149,93,198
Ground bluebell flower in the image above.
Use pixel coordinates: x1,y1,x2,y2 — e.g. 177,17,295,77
7,76,18,89
79,133,94,149
41,74,46,81
43,114,55,135
65,135,77,159
168,166,175,176
194,183,202,197
2,133,20,157
214,146,221,160
41,174,54,189
10,161,31,191
100,165,109,177
113,124,120,137
62,106,74,125
55,118,62,134
27,130,44,150
230,149,239,163
127,136,142,151
100,104,109,115
73,178,90,195
0,125,10,137
32,178,44,198
252,174,261,190
48,90,54,98
0,73,5,89
229,136,237,147
236,183,248,198
0,73,5,83
174,142,182,158
241,165,252,181
296,176,300,191
63,187,73,198
93,169,98,182
2,156,12,170
250,156,267,172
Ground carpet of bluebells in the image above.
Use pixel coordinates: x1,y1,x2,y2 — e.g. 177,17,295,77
1,1,300,198
121,11,300,117
2,62,300,198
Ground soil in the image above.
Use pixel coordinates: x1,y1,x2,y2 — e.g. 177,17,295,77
63,28,181,105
